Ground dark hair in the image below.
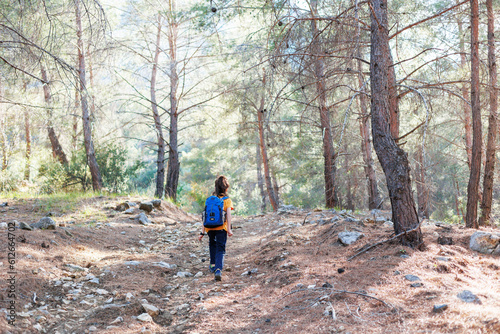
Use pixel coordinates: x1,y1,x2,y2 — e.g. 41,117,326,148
214,175,230,197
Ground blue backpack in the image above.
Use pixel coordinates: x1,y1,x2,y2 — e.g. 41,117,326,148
203,196,228,228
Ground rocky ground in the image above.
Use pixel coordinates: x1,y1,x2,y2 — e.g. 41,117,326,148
0,197,499,334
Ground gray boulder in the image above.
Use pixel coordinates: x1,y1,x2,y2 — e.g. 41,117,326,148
30,217,56,230
115,202,130,212
151,199,162,208
139,202,154,213
17,221,33,231
338,231,364,245
136,212,151,225
457,290,481,304
470,232,500,255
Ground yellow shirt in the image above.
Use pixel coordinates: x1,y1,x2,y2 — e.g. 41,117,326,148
205,197,233,232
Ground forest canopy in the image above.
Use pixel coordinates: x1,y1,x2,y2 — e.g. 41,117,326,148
0,0,499,229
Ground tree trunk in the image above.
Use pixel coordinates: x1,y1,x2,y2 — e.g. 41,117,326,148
257,69,279,211
369,0,422,247
151,14,166,199
344,142,354,211
0,117,7,171
457,4,473,168
41,65,68,165
465,0,482,229
414,143,429,218
24,109,31,181
357,57,381,210
75,0,102,191
311,0,338,208
73,86,80,152
256,140,267,213
479,0,497,226
165,0,180,200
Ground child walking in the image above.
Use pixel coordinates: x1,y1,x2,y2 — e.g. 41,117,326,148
199,176,234,281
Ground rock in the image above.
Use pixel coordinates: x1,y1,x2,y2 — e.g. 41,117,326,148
384,221,394,228
136,212,151,225
410,283,423,288
124,208,135,214
337,268,345,274
176,271,193,278
137,313,153,322
95,289,109,295
436,257,450,262
142,303,160,317
277,204,297,214
404,275,420,282
151,199,162,208
0,222,7,229
322,282,333,288
0,202,7,207
33,323,43,331
139,202,154,213
338,231,364,245
115,202,130,211
152,262,177,269
470,232,500,255
88,325,98,331
437,236,453,245
110,316,123,324
125,292,134,301
457,290,481,304
433,304,448,313
194,272,203,277
64,264,86,272
17,221,33,231
30,217,56,230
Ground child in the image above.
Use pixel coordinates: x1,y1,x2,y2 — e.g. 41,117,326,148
198,176,234,281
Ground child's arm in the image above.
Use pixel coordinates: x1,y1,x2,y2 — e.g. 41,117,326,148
198,226,206,241
226,208,233,237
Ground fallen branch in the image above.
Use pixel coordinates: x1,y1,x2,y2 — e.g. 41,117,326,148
347,222,423,261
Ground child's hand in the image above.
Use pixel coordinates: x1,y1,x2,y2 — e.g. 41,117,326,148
227,229,233,237
198,234,204,242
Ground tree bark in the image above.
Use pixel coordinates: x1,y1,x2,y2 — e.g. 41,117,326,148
479,0,497,226
357,57,381,210
165,0,180,200
257,69,279,211
369,0,422,247
457,4,473,168
256,140,267,213
151,14,166,199
75,0,102,191
0,117,7,171
41,65,68,165
414,143,429,218
311,0,338,208
465,0,482,229
73,86,80,152
24,109,31,181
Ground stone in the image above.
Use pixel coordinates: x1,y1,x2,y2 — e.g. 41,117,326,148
18,221,33,231
88,326,97,331
95,289,109,295
136,212,151,225
338,231,364,245
405,275,420,282
176,271,193,278
64,264,86,272
433,304,448,313
0,222,7,229
470,232,500,255
125,292,134,301
322,282,333,288
110,316,123,324
152,262,177,269
410,283,423,288
30,217,56,230
194,272,203,277
142,303,160,317
33,323,43,331
115,202,130,212
457,290,481,304
151,199,162,208
436,257,450,262
137,313,153,322
139,202,154,213
124,208,135,214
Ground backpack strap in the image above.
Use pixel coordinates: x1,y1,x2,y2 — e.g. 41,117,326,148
221,196,228,201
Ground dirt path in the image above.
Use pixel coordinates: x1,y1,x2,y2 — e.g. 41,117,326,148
1,197,499,333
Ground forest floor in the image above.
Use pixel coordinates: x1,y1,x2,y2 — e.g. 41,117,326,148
0,196,500,334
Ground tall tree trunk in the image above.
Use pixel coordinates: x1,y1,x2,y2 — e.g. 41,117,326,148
479,0,497,226
86,48,96,118
257,69,279,211
165,0,180,200
457,13,473,168
151,14,165,198
311,0,338,208
465,0,482,229
41,65,68,165
24,109,31,181
357,57,381,209
73,86,80,152
344,142,354,211
75,0,102,191
414,142,429,218
256,140,267,213
369,0,422,247
0,118,7,171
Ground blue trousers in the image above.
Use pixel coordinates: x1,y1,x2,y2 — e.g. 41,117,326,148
208,229,227,271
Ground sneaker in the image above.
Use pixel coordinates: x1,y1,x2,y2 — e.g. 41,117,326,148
209,264,215,273
214,269,222,281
